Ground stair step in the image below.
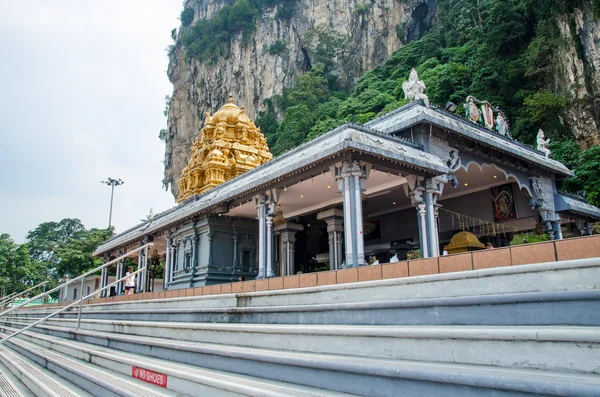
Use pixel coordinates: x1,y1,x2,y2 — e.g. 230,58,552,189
4,324,600,397
10,318,599,375
0,328,358,397
14,289,600,326
0,332,183,397
18,258,600,318
0,344,93,397
0,363,34,397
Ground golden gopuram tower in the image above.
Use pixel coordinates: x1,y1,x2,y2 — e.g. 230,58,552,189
177,95,273,203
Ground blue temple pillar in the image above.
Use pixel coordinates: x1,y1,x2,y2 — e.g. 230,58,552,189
317,209,344,270
275,222,304,276
405,176,429,258
163,236,172,290
425,177,445,257
116,249,124,295
331,160,371,268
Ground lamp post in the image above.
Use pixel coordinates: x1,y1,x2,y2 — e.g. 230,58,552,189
101,177,124,229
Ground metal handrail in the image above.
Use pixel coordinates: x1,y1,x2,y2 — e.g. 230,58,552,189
0,292,20,308
0,243,153,319
0,281,49,308
0,257,150,345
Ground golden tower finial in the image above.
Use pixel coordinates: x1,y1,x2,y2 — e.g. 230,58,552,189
177,97,273,203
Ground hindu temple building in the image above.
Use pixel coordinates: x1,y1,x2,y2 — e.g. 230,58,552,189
93,72,600,291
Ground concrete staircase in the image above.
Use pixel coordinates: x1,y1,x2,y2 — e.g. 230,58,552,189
1,257,599,396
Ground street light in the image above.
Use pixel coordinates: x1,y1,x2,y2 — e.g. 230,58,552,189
101,177,124,229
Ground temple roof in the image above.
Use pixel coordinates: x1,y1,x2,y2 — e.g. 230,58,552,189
94,124,449,256
366,102,574,178
554,192,600,221
177,95,272,202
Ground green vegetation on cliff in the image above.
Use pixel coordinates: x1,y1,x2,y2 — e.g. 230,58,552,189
253,0,599,205
180,0,296,63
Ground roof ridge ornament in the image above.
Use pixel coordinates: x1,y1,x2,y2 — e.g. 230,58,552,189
402,69,430,108
464,95,512,139
537,129,551,158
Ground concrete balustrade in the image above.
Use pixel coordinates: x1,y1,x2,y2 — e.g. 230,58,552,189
27,234,600,309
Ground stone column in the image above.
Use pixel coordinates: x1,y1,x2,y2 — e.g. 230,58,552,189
164,237,172,290
100,268,107,298
190,233,200,287
231,234,239,278
254,193,267,279
169,243,176,284
136,247,144,294
265,212,275,278
264,190,279,278
530,177,561,241
553,219,563,241
331,160,371,267
116,258,124,295
100,254,110,298
425,177,445,257
417,204,429,258
275,222,304,276
317,209,344,270
405,175,428,258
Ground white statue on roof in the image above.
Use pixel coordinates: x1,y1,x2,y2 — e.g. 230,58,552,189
536,129,551,158
496,111,509,137
403,69,429,108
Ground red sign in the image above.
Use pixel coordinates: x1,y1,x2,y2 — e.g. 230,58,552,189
131,366,167,388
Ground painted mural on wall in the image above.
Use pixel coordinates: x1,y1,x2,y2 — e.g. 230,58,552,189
491,184,517,222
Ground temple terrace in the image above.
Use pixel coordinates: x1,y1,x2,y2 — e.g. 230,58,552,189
92,71,600,293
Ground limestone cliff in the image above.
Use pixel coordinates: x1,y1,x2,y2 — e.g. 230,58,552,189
555,2,600,149
163,0,600,199
163,0,436,197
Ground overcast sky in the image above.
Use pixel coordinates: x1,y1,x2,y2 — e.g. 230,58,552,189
0,0,183,242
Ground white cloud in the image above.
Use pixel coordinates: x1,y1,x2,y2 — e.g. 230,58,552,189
0,0,184,240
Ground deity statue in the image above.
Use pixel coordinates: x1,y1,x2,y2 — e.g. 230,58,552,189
241,127,249,143
214,124,226,142
447,150,461,172
222,147,236,167
206,147,224,163
536,129,551,158
496,112,509,137
402,69,430,108
465,96,481,124
203,111,213,127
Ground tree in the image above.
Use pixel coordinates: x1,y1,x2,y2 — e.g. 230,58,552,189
54,228,113,279
0,234,44,296
27,218,85,265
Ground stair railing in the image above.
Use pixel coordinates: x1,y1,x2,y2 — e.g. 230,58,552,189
0,243,151,345
0,243,152,320
0,281,49,308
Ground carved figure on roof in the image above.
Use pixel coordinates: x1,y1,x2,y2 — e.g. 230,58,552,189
465,96,481,123
447,150,461,172
402,69,430,108
203,111,214,127
496,112,509,137
481,102,495,130
536,129,551,158
177,95,273,203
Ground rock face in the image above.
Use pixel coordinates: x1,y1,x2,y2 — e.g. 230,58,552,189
163,0,600,199
554,2,600,149
163,0,437,198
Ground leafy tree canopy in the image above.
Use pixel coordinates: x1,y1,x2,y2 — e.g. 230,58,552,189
1,220,113,299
